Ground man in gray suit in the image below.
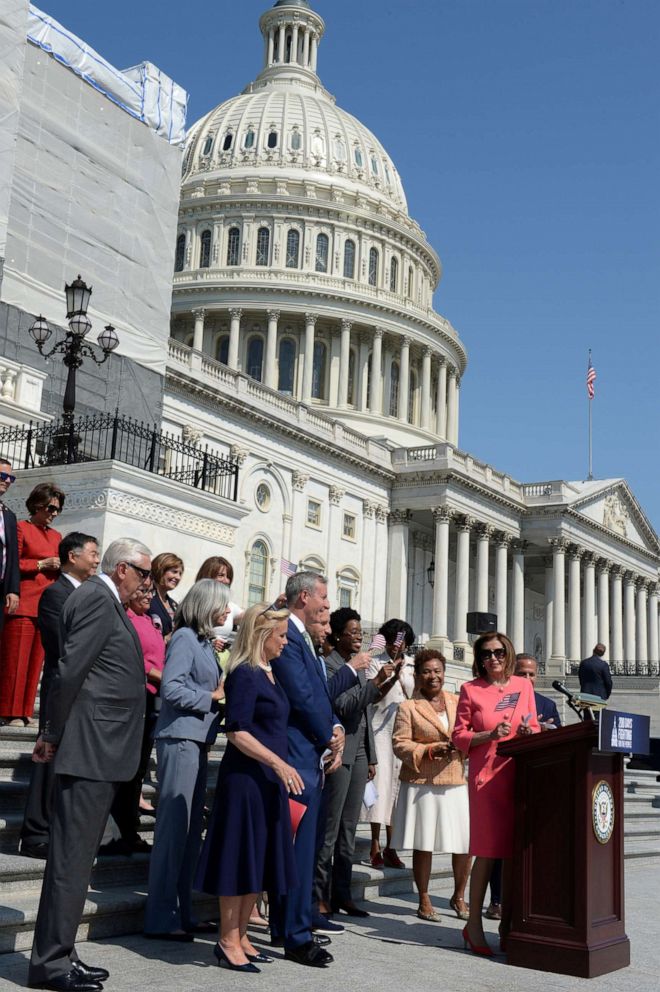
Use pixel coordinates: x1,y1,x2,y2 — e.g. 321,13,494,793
28,537,152,992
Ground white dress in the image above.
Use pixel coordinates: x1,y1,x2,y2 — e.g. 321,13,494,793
389,712,470,854
361,652,415,825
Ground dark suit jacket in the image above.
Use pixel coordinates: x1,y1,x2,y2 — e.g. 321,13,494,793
0,504,19,597
534,690,561,727
37,574,76,730
42,575,146,781
272,619,356,771
578,655,613,700
325,649,377,766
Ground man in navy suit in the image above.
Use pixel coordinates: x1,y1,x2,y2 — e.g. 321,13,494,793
0,455,20,634
515,654,562,728
579,643,613,700
269,571,359,968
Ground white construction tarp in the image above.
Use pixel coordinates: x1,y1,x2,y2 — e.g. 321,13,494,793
0,0,29,260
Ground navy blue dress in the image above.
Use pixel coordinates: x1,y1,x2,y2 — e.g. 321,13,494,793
195,664,298,897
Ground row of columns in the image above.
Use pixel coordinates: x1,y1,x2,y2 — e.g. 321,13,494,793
186,308,461,442
265,24,319,72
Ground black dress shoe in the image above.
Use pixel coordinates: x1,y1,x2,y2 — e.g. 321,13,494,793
271,934,330,948
331,901,370,918
284,940,334,967
20,841,49,859
97,838,132,857
28,970,103,991
213,943,260,972
72,960,109,982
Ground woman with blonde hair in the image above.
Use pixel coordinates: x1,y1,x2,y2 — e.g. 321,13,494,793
196,603,302,973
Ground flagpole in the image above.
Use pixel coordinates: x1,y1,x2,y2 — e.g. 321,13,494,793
587,348,593,481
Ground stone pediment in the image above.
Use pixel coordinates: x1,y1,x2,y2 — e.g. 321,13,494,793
569,480,660,555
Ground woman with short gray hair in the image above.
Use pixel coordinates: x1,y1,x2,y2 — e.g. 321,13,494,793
144,579,230,940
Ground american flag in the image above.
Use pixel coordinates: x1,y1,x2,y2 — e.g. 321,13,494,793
368,634,386,655
586,353,596,400
494,692,520,712
394,632,405,650
280,558,297,577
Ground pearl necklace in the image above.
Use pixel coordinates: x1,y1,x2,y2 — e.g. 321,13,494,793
259,662,273,673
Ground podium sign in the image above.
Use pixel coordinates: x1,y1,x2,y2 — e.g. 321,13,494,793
499,722,630,978
599,709,650,755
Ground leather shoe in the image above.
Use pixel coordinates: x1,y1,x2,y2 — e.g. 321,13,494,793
331,901,369,918
28,969,103,991
20,841,49,859
72,961,109,982
284,940,333,967
271,933,330,948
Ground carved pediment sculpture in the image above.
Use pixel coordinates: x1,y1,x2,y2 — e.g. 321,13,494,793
603,493,629,539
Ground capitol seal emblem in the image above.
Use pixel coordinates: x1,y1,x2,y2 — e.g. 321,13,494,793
592,780,615,844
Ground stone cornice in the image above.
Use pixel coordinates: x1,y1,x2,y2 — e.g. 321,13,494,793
393,470,525,514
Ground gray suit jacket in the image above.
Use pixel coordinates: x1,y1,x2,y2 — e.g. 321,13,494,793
154,626,221,744
325,649,378,766
42,575,146,782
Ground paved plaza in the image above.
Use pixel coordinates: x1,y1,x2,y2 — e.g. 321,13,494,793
1,858,657,992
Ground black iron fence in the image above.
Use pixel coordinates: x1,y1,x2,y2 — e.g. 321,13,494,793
0,414,239,502
569,661,659,678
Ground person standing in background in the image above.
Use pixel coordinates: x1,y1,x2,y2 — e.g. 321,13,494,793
148,552,184,640
578,643,612,701
0,457,20,676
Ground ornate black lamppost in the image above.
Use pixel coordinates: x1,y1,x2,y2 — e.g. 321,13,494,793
427,558,435,588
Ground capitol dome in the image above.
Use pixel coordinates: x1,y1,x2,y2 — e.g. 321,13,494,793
170,0,467,448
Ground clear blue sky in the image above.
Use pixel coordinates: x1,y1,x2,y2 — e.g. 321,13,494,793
41,0,660,530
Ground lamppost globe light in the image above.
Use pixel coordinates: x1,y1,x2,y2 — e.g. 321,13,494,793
65,275,92,318
427,558,435,589
98,324,119,353
28,315,52,345
69,313,92,337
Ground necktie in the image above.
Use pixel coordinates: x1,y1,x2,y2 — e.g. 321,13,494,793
303,630,327,681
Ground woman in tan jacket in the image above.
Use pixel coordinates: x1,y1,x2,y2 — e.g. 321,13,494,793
391,649,471,922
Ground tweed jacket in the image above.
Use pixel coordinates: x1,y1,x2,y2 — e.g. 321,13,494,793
392,693,466,787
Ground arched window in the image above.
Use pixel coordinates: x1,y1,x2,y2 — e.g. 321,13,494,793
244,128,255,149
354,146,363,168
312,341,327,400
267,129,278,149
216,335,229,364
389,361,400,416
337,568,359,609
315,233,329,273
247,539,269,606
246,336,264,381
389,256,398,292
256,226,270,266
370,155,379,176
368,247,379,286
286,229,300,268
226,227,240,266
291,129,302,150
343,239,355,279
199,230,211,268
222,132,233,151
278,338,296,394
174,233,185,272
334,138,346,161
201,134,213,156
408,265,414,299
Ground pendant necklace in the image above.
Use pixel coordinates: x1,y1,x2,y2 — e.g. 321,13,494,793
259,662,273,673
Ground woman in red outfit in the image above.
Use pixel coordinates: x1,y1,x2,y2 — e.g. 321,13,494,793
452,631,538,956
0,483,64,725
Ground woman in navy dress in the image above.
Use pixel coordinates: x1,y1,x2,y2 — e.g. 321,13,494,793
196,603,302,973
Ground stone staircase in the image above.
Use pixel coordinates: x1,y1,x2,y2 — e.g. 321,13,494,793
0,723,659,955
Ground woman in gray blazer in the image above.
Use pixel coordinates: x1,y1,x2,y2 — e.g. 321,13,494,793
144,579,229,940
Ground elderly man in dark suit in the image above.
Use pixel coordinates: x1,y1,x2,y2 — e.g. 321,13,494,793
515,654,562,728
579,643,613,700
20,532,100,859
28,537,151,992
0,455,20,661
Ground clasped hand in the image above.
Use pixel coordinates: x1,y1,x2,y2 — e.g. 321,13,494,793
32,736,57,763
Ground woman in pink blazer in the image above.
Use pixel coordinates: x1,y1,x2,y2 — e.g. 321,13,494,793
452,631,538,956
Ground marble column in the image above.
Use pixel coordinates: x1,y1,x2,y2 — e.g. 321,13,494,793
454,378,460,445
494,534,510,635
610,566,624,664
302,28,310,67
386,510,411,619
311,34,318,71
326,486,344,605
567,546,582,662
192,308,205,352
265,309,279,389
420,346,432,431
370,327,383,414
453,516,472,651
430,506,451,652
358,332,370,412
277,25,286,62
291,24,299,63
544,557,554,664
289,470,309,560
637,581,649,663
435,358,447,438
648,584,659,667
338,319,351,408
511,540,526,655
623,572,636,664
411,533,427,639
549,538,567,672
597,560,611,655
228,308,242,370
446,368,457,445
475,523,492,613
302,312,317,403
267,29,275,65
581,552,597,658
360,501,377,626
398,336,411,422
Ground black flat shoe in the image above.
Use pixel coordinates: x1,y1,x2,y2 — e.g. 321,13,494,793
144,931,194,942
20,841,49,859
28,970,103,992
284,940,333,967
72,960,109,982
213,943,260,973
246,951,274,963
331,901,369,918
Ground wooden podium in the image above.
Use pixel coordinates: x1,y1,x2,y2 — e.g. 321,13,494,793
498,721,630,977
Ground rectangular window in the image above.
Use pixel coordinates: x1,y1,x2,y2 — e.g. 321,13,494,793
339,587,352,608
342,513,356,541
306,499,321,528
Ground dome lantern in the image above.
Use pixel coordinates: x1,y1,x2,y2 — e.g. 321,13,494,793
259,0,325,79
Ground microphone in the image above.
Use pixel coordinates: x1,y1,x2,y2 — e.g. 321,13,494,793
552,679,573,700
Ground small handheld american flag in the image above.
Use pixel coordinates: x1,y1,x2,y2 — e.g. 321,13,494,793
586,352,596,400
494,692,520,712
367,634,386,655
394,632,405,650
280,558,297,577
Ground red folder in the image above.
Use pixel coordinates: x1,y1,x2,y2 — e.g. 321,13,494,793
288,798,306,840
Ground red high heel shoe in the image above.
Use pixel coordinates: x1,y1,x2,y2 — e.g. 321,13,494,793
462,926,494,957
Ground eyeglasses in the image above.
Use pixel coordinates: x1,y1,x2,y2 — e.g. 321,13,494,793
123,562,152,581
480,648,506,661
0,472,16,484
259,602,281,617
